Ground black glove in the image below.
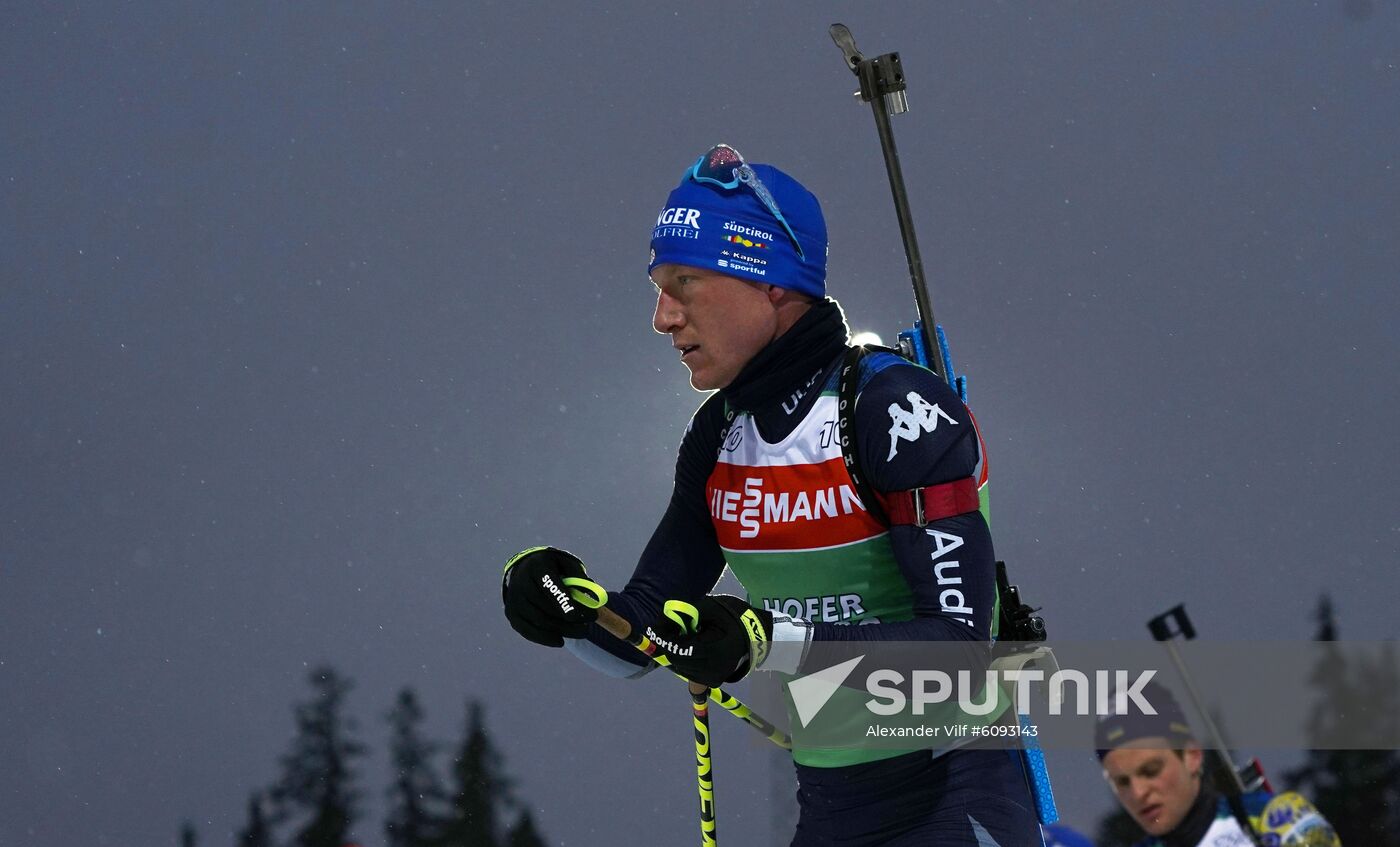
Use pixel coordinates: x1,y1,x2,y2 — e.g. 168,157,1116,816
644,595,773,688
502,546,599,647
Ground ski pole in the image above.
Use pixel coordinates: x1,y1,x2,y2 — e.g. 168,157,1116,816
664,601,719,847
563,578,792,750
692,683,717,847
567,580,722,846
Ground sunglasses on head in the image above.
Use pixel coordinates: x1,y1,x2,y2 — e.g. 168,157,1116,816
687,144,805,261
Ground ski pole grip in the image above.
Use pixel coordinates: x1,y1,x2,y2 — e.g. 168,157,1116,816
563,578,629,640
589,606,631,641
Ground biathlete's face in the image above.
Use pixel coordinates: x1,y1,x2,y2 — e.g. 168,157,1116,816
650,263,781,391
1101,741,1204,837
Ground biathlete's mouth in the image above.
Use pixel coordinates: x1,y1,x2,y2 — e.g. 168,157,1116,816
1138,804,1162,821
678,344,700,360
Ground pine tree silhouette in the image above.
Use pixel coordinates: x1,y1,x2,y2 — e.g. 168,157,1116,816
237,792,273,847
385,688,447,847
504,810,547,847
1285,595,1400,847
270,666,367,847
439,700,511,847
221,682,551,847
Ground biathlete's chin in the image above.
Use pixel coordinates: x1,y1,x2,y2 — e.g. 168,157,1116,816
1136,806,1170,836
685,365,719,391
682,360,730,392
677,348,714,390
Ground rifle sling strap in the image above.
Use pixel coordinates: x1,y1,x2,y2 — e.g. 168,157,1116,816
836,344,979,529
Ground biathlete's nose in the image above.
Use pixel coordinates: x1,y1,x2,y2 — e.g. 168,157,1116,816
653,289,684,335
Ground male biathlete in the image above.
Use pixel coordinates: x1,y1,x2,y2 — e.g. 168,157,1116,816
1097,680,1338,846
502,144,1043,846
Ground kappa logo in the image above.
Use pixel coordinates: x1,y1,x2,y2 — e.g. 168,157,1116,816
887,392,957,460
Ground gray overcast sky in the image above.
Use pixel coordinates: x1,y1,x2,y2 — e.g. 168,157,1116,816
2,2,1396,845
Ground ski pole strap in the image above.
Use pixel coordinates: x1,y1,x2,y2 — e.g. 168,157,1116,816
562,577,608,609
876,477,980,528
664,599,702,634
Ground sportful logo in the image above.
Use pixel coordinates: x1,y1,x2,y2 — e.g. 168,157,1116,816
539,574,575,614
709,476,866,539
886,391,957,460
654,206,701,240
717,257,766,276
643,627,695,657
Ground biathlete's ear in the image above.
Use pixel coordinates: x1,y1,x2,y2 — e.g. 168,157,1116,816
1183,744,1205,778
